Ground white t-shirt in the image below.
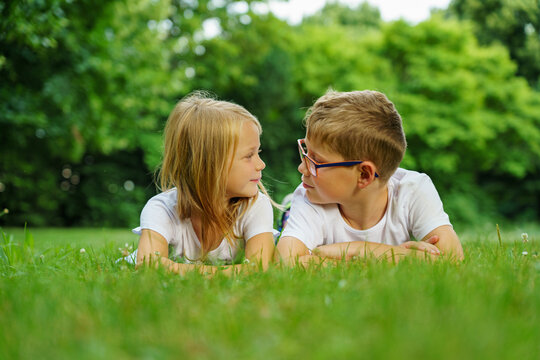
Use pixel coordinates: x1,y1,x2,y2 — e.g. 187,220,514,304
281,168,451,250
133,190,273,263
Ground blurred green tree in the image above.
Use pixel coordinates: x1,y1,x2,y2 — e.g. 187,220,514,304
0,0,176,226
303,1,382,28
379,17,540,223
1,0,539,228
448,0,540,89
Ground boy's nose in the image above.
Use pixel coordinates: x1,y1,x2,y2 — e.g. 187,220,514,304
298,160,310,177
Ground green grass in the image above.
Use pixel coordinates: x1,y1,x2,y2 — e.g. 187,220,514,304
1,225,539,359
1,227,137,252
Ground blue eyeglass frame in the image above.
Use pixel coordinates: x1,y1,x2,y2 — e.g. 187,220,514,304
297,138,379,178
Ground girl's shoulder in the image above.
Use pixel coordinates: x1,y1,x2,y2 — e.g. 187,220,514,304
146,188,178,208
242,191,272,215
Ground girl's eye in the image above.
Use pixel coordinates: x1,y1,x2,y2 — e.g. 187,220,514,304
246,149,261,159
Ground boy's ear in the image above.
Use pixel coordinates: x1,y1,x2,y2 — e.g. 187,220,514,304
356,162,377,188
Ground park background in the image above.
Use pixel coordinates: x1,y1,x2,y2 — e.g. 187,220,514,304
1,0,540,229
2,2,540,359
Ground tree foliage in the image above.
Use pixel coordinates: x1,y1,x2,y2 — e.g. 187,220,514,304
1,0,540,227
448,0,540,89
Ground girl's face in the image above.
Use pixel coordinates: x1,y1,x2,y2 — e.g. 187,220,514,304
226,121,265,199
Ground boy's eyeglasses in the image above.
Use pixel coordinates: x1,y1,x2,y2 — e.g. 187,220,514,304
297,138,379,178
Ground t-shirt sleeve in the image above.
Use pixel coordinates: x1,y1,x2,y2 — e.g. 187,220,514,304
408,174,452,240
242,193,274,241
138,195,178,244
280,186,325,251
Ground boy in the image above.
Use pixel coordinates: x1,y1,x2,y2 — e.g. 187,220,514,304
276,90,463,265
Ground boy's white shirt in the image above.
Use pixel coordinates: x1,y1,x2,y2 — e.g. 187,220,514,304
132,190,273,263
281,168,451,250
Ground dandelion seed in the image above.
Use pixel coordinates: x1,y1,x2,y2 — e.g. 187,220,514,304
80,248,86,254
40,254,45,260
521,233,528,243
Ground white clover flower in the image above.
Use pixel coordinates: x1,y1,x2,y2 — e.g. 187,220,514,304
522,251,528,256
119,243,134,257
80,248,86,254
338,279,347,289
522,233,528,243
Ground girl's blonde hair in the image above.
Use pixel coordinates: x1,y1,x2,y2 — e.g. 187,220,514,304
158,91,269,256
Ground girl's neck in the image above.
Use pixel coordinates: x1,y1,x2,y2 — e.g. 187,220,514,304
338,184,389,231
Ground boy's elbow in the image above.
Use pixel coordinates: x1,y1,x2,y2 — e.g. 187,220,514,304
442,240,464,261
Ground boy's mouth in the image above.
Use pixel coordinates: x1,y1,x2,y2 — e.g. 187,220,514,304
302,182,314,189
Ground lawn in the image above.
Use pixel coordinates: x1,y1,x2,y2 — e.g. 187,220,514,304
1,224,539,359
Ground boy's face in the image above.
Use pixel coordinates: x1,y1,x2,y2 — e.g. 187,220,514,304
298,138,359,205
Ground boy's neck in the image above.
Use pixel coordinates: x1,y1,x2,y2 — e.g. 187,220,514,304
338,183,389,231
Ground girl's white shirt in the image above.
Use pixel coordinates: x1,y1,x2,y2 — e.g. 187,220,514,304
132,190,273,263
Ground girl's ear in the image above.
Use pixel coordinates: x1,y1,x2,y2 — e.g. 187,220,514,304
356,162,378,189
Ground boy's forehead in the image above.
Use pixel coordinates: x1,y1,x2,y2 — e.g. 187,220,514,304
305,137,344,160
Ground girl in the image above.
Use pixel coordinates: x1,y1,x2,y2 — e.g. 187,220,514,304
134,92,275,275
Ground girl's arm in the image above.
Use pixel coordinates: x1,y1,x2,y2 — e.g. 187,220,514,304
244,232,275,270
136,229,274,275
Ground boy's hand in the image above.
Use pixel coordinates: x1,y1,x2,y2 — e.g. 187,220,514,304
399,235,441,256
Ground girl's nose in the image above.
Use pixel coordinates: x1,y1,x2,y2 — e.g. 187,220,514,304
257,156,266,171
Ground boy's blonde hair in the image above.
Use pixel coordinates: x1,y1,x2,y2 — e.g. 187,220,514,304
158,91,267,256
305,90,406,181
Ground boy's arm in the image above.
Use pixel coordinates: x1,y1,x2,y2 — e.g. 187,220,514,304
312,240,438,262
275,236,438,265
421,225,463,260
